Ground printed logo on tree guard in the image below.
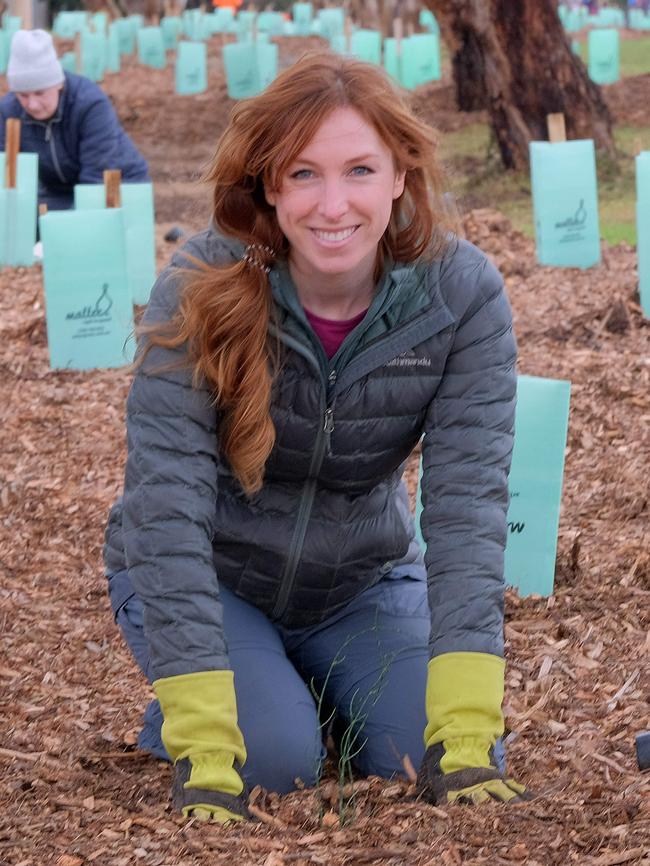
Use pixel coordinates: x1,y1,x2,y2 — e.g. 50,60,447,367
555,199,587,231
65,284,113,321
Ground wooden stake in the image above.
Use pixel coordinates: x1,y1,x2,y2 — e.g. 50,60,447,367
11,0,33,29
74,32,82,74
104,169,122,208
4,118,20,190
547,112,567,143
394,16,403,57
344,15,352,52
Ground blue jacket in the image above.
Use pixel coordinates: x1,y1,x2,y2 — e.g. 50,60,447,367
0,71,149,207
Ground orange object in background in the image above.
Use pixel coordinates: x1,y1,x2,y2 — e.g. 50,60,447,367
213,0,241,7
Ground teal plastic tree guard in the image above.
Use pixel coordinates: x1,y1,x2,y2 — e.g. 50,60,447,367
39,209,134,370
137,26,166,68
415,375,571,598
182,8,202,40
223,41,278,98
293,2,313,36
53,11,88,38
630,9,650,29
92,11,108,34
210,7,235,33
419,9,439,34
107,23,121,73
81,29,107,82
383,34,441,89
0,30,7,73
383,38,400,82
329,33,349,54
74,183,156,306
114,18,136,55
530,139,601,268
2,15,21,39
588,28,620,84
0,16,21,70
563,7,588,31
589,7,625,27
175,41,207,95
501,376,571,597
161,16,182,50
350,29,382,65
636,152,650,318
235,10,257,40
258,11,285,35
60,51,76,73
0,152,38,268
400,33,441,88
318,7,344,40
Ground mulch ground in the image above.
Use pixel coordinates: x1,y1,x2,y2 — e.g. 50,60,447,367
1,34,649,866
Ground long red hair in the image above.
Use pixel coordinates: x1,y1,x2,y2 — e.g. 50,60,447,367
142,52,455,495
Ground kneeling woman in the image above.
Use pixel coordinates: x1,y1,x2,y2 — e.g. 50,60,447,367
104,52,529,821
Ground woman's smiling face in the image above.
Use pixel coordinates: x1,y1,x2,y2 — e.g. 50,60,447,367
265,107,405,287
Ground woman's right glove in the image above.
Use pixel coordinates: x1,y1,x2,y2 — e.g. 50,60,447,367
416,652,532,806
153,669,250,822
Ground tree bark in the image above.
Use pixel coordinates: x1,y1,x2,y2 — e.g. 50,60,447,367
452,27,488,111
424,0,615,169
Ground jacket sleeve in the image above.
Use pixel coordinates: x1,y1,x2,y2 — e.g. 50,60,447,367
420,247,517,661
75,93,123,183
121,246,230,682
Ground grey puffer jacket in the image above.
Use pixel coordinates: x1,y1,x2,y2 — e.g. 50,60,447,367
104,227,517,683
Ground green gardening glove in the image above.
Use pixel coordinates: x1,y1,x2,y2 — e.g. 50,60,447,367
154,669,250,822
416,652,532,806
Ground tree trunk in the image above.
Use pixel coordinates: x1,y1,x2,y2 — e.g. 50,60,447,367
424,0,615,169
452,28,488,111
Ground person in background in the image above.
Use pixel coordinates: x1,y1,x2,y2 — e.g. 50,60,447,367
0,29,149,211
104,52,530,822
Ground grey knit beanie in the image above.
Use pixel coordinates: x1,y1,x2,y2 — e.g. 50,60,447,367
7,30,64,92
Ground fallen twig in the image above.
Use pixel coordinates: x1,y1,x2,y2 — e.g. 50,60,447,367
0,746,62,768
248,804,288,830
589,847,649,866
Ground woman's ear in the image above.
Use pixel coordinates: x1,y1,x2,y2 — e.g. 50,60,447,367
263,182,276,208
393,170,406,200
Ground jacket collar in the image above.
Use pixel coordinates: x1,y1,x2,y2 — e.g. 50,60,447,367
268,254,425,321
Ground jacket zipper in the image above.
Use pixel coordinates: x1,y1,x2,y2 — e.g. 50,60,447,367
45,121,67,184
266,268,422,620
269,326,336,621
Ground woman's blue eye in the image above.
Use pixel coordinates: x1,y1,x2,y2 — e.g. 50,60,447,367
350,166,373,176
290,169,313,180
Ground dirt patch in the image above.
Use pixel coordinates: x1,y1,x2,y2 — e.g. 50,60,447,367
604,72,650,127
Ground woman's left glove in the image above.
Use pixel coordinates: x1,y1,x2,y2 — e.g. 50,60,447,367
154,670,250,822
416,652,532,806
